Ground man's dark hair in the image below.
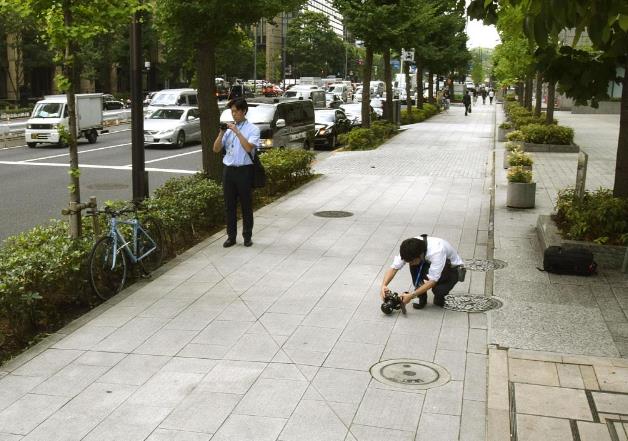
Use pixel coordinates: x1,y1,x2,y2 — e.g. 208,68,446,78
227,97,248,113
400,238,427,262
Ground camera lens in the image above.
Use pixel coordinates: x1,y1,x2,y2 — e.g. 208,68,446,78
381,303,393,315
220,122,229,130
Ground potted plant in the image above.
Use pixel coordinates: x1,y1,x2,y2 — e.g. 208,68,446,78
503,141,522,169
507,148,533,170
506,166,536,208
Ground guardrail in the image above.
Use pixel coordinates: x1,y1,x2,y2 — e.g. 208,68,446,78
0,109,132,141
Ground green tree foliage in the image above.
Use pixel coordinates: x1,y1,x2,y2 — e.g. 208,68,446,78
155,0,306,180
468,0,628,197
286,10,344,78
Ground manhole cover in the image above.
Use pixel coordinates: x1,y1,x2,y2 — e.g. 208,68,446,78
313,210,353,218
370,359,450,390
463,258,508,271
86,183,129,190
445,295,503,312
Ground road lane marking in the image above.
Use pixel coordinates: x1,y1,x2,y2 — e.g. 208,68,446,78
1,127,131,150
126,148,202,167
23,143,132,162
0,160,197,174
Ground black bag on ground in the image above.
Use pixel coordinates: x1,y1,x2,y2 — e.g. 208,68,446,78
542,246,597,276
247,151,266,188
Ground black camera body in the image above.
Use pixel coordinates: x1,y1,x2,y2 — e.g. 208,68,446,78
219,122,229,130
381,291,406,315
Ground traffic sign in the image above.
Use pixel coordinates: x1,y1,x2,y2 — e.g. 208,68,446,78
401,48,414,62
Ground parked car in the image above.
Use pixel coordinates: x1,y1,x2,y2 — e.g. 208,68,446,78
262,84,283,97
103,100,126,110
327,83,350,102
340,103,376,127
220,99,315,151
228,84,254,100
143,106,200,148
369,98,384,119
314,109,352,149
145,88,198,117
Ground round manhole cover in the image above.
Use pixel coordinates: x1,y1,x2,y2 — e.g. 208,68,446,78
445,295,503,312
86,183,129,190
463,258,508,271
313,210,353,218
370,359,450,390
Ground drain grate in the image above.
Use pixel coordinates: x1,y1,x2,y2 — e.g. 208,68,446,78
445,295,503,312
463,258,508,271
370,359,450,390
313,210,353,218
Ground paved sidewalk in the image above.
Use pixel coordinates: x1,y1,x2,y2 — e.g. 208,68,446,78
0,103,495,440
488,107,628,441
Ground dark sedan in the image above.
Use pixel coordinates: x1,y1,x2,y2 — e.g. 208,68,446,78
314,109,353,149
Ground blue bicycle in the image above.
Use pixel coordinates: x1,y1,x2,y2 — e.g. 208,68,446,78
88,203,164,300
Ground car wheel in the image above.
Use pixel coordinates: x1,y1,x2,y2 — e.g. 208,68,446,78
27,142,37,148
86,129,98,144
175,131,185,149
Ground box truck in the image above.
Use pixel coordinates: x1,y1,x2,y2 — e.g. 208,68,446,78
24,93,103,148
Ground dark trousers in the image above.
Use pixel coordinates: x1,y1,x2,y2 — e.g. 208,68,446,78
223,165,253,240
409,261,458,299
464,103,471,115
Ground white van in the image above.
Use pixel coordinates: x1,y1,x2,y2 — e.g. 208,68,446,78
327,83,351,102
24,93,103,148
282,86,326,108
145,88,197,116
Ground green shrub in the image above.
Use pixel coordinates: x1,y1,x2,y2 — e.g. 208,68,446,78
345,128,378,150
506,130,525,142
554,188,628,245
499,122,512,129
505,141,521,152
400,108,426,124
371,120,398,140
507,166,532,183
507,149,533,167
520,124,574,145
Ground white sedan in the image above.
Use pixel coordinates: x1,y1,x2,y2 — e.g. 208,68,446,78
143,106,201,148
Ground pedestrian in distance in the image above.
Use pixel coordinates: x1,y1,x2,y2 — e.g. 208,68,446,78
481,88,487,104
380,236,465,309
472,89,478,104
488,89,495,104
463,90,472,116
212,98,261,248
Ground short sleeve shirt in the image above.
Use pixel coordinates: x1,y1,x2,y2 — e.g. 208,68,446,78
391,237,464,282
221,119,261,166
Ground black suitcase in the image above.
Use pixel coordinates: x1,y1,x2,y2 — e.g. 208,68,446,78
542,246,597,276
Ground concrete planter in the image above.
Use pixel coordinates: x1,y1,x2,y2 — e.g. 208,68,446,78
522,142,579,153
536,214,628,269
507,181,536,208
498,126,513,142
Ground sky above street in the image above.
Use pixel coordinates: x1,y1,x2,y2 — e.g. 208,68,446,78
466,18,501,48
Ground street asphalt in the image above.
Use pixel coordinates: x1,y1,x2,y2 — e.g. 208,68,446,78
0,100,627,440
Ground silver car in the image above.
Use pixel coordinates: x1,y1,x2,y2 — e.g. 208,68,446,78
143,106,201,148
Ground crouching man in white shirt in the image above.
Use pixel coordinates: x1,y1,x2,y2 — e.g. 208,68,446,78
380,236,464,309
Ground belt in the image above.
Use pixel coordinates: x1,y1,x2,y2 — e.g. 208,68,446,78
225,164,252,168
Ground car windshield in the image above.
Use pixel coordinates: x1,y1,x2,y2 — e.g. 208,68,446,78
150,92,181,106
315,113,335,123
149,109,184,120
220,106,275,124
284,91,299,98
32,103,64,118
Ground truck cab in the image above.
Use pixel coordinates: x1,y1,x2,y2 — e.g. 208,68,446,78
24,93,103,148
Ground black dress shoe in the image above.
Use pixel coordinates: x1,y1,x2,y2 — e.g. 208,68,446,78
244,238,253,247
223,238,236,248
412,293,427,310
433,294,446,307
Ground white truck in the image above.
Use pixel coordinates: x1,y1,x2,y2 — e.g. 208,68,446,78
25,93,103,148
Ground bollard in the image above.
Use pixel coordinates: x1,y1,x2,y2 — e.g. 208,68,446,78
89,196,100,238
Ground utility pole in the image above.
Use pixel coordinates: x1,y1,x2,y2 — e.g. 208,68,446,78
253,23,257,93
130,3,146,201
281,12,286,91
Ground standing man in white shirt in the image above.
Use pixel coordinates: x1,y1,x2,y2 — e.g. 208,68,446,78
213,98,261,248
380,236,465,309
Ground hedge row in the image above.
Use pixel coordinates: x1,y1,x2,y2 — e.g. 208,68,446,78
340,120,399,150
0,149,315,352
400,103,439,125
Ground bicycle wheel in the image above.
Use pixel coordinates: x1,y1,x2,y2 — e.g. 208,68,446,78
138,216,164,274
89,236,127,301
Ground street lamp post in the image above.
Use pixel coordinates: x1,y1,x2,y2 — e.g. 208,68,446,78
130,5,146,201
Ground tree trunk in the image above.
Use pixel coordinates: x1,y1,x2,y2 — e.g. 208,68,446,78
534,72,543,116
64,2,81,237
428,70,434,104
361,46,373,128
197,41,221,181
524,76,533,110
517,81,524,105
404,61,412,114
613,60,628,197
546,79,556,124
415,58,423,109
383,48,393,122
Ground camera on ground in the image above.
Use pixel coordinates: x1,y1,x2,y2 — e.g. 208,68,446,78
381,291,406,315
